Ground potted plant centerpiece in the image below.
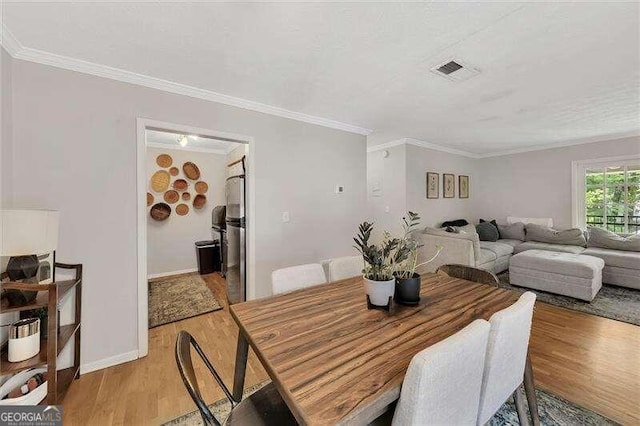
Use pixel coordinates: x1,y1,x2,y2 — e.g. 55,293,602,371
354,212,443,310
393,212,443,305
353,222,400,310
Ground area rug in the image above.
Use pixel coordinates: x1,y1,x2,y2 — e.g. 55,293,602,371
148,273,222,328
498,272,640,326
164,382,616,426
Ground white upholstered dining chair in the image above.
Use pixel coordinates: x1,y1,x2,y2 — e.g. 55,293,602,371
392,319,491,426
271,263,327,295
327,255,363,282
477,292,537,425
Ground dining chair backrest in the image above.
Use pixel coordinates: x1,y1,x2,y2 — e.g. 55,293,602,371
175,331,235,426
392,319,491,426
477,292,537,425
436,264,500,286
327,256,363,282
271,263,327,295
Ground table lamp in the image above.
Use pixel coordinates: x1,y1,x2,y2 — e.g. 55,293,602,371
0,209,59,305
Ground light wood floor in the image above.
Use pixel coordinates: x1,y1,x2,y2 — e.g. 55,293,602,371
61,274,639,425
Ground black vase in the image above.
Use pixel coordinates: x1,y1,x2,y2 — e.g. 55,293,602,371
394,273,421,306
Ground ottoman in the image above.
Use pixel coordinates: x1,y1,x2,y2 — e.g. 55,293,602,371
509,250,605,301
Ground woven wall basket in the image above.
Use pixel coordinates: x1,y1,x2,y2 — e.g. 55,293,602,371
156,154,173,168
195,181,208,194
169,166,179,176
150,203,171,221
176,204,189,216
183,162,201,180
172,179,189,191
151,170,171,192
193,194,207,209
164,190,179,204
182,192,191,201
147,192,154,207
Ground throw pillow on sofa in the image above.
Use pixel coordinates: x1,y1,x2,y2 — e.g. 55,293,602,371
476,221,499,242
497,222,526,241
588,227,640,252
525,224,587,247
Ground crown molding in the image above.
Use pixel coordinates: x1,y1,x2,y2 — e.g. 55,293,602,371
146,142,228,156
366,138,407,153
0,23,372,136
404,138,478,158
367,138,478,158
475,130,640,159
0,23,22,56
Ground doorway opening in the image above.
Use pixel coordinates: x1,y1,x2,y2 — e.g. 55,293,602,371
136,118,255,357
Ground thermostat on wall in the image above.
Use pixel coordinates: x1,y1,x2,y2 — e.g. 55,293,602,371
335,185,345,194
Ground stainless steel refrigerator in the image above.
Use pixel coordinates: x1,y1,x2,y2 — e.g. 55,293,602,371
225,174,245,304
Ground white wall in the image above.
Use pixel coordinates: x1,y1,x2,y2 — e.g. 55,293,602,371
405,144,477,227
9,58,367,369
367,145,406,237
474,136,640,228
1,47,12,207
146,147,228,277
367,143,477,234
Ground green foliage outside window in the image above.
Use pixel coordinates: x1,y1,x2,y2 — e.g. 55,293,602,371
585,166,640,233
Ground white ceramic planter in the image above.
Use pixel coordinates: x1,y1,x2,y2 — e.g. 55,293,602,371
364,277,395,307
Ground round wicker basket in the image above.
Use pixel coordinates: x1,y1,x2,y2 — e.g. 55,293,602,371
151,170,171,192
156,154,173,168
195,181,208,194
176,204,189,216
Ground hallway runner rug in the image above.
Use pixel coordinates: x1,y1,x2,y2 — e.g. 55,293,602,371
148,273,222,328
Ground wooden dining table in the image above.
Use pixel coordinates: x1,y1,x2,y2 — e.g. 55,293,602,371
230,272,539,425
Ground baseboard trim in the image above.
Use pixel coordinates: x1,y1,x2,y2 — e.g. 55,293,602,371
147,268,198,279
80,350,139,375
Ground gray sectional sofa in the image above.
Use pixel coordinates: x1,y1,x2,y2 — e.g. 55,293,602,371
415,223,640,290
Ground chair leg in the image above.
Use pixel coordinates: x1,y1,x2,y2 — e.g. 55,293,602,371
524,353,541,426
514,385,530,426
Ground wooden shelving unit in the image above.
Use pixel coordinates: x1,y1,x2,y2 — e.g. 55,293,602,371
0,263,82,405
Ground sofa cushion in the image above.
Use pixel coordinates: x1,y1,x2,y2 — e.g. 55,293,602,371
476,222,499,242
513,241,586,255
478,248,497,265
508,216,553,227
525,224,587,247
587,227,640,252
510,250,604,279
497,222,525,241
583,247,640,270
479,241,514,258
497,239,524,249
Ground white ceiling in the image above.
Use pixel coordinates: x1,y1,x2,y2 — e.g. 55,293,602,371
146,129,240,154
3,2,639,154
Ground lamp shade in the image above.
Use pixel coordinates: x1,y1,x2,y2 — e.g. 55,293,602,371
0,210,59,256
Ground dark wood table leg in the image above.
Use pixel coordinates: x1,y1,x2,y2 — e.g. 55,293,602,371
524,352,540,426
232,330,250,402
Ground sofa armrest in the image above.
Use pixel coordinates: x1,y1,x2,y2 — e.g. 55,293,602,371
414,233,475,273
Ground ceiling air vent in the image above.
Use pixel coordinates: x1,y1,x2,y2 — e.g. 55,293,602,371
431,58,480,82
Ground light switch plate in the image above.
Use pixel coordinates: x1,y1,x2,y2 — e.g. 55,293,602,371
335,185,345,194
282,211,290,223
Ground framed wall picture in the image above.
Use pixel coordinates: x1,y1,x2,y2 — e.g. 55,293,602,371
426,172,439,199
459,175,470,198
443,173,455,198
